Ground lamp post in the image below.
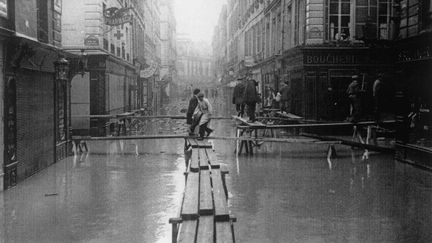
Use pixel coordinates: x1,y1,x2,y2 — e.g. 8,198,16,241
54,56,71,160
54,57,70,80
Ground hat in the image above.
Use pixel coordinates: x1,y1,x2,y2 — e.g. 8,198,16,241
193,88,201,95
351,75,359,79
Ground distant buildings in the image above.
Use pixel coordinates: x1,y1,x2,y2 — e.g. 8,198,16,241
159,0,177,104
176,35,213,97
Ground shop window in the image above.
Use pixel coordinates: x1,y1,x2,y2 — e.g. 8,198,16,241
328,0,351,41
103,38,109,50
399,0,420,38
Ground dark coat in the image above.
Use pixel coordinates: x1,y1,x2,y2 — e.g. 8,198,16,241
232,82,245,104
186,96,198,124
243,79,260,103
280,85,290,101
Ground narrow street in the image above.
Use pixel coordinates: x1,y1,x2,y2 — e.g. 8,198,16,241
1,116,431,242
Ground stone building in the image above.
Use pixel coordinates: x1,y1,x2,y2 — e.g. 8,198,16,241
393,0,432,167
159,0,177,104
1,0,74,190
176,35,213,98
215,0,395,120
62,0,166,135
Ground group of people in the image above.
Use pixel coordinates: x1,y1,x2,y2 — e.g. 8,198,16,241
346,74,384,123
186,89,214,140
232,76,261,123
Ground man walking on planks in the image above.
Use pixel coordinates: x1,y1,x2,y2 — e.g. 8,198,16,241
187,88,201,136
243,77,260,123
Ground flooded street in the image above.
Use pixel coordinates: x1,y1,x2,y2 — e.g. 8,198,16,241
1,118,431,242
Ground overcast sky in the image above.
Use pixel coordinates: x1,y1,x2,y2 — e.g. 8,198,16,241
174,0,226,43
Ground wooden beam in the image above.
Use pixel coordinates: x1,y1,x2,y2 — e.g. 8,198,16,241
212,170,230,222
72,135,340,144
190,150,200,173
237,120,396,129
199,171,213,216
196,216,214,243
301,133,395,153
181,173,199,220
215,222,234,243
178,220,198,243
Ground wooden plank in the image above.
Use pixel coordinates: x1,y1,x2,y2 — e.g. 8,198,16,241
232,116,266,127
196,216,214,243
190,149,200,173
215,222,234,243
301,133,394,153
212,170,230,222
178,220,198,243
199,171,213,216
191,139,213,148
206,150,220,169
199,149,210,170
181,173,199,220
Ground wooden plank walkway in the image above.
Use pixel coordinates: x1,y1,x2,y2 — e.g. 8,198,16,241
169,138,236,243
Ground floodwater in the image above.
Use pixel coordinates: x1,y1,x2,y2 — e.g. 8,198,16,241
1,117,432,242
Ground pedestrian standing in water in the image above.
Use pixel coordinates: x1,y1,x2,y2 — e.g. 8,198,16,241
346,75,361,122
373,73,383,125
195,93,213,140
232,77,246,117
243,78,260,123
280,81,290,113
186,88,200,136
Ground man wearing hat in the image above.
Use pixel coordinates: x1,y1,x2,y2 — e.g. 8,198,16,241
232,77,246,117
346,75,361,122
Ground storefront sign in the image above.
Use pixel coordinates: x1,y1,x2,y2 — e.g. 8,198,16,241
104,7,132,26
304,54,357,65
140,63,157,78
0,0,7,18
84,35,100,46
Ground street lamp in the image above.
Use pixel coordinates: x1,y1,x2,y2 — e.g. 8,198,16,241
54,57,70,80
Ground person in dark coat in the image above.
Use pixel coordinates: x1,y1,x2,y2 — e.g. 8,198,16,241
280,81,291,112
232,78,246,117
373,74,383,124
187,88,200,135
346,75,361,122
243,78,260,123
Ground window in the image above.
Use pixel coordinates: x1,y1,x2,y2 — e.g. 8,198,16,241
110,44,115,54
328,0,351,40
399,0,420,38
103,39,109,50
117,47,121,57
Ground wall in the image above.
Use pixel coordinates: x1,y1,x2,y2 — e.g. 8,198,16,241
71,72,90,133
16,70,54,181
0,41,3,190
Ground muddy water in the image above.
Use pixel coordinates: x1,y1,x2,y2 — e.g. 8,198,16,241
1,117,431,242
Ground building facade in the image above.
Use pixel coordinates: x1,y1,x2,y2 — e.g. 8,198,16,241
176,35,214,98
159,0,177,104
1,0,74,190
215,0,396,121
62,0,166,135
393,0,432,168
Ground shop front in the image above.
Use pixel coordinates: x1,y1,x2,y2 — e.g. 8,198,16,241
394,33,432,169
283,46,394,121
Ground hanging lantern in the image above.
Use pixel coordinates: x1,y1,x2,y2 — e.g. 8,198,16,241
54,57,70,80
